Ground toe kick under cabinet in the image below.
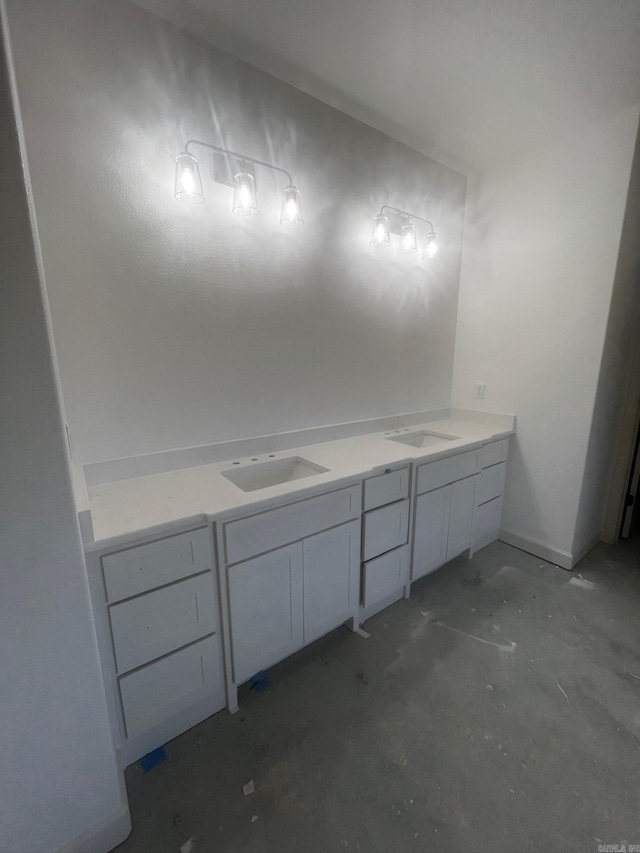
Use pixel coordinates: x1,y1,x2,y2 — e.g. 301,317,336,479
88,526,226,768
219,483,362,709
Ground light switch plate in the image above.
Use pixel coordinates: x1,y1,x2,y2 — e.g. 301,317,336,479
474,383,485,399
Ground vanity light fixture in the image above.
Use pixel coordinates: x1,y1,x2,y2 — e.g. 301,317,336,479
370,213,391,248
174,139,303,224
370,204,438,259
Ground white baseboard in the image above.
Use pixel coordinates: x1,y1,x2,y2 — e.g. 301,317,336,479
499,529,602,570
54,804,131,853
571,533,602,568
498,529,574,570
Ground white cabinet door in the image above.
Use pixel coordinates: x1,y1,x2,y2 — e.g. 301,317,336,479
227,543,303,685
412,486,450,581
303,520,360,644
447,475,477,560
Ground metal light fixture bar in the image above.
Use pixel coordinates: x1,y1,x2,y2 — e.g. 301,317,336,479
370,204,438,258
174,138,302,224
185,138,293,186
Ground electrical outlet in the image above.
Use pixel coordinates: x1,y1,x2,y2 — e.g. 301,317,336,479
474,383,485,400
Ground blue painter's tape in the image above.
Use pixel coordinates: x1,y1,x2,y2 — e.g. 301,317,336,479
140,746,166,772
250,671,269,692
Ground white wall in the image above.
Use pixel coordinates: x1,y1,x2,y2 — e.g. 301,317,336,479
0,8,129,852
452,106,640,566
6,0,466,465
574,120,640,553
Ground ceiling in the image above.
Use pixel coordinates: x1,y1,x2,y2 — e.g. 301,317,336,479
132,0,640,174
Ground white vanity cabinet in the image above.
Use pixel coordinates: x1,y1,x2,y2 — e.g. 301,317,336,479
360,466,411,617
412,451,480,581
219,484,361,707
89,526,226,768
474,438,509,551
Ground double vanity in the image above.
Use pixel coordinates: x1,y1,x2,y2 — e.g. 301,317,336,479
79,410,514,768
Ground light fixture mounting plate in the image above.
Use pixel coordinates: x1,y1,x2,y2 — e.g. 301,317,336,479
211,152,256,187
386,211,411,236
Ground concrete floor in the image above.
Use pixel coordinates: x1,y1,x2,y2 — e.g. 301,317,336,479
115,538,640,853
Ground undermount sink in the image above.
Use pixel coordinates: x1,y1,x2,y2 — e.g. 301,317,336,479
222,456,329,492
385,430,460,449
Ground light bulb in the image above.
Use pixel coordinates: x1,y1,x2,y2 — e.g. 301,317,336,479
280,184,303,225
232,172,258,216
174,152,204,204
425,231,438,258
370,214,390,248
399,222,417,254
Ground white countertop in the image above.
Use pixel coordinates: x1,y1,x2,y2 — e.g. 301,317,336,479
85,415,514,552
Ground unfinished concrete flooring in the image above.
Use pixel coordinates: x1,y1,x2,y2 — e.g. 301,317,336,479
115,539,640,853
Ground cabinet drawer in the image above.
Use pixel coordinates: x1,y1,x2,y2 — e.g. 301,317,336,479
364,467,410,511
363,499,410,562
119,635,222,738
478,439,508,469
474,495,503,552
102,527,213,603
416,450,479,495
109,573,217,674
362,545,409,609
224,485,360,564
477,462,505,505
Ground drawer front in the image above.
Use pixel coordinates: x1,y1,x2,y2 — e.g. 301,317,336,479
362,545,409,609
364,467,410,511
478,438,508,469
119,635,222,738
102,527,213,603
474,495,503,552
417,450,479,495
477,462,505,505
109,573,217,674
363,499,410,562
224,484,360,564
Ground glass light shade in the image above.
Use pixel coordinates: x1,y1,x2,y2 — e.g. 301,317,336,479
425,231,438,258
174,152,204,204
280,184,303,225
399,222,417,254
370,214,390,248
232,172,258,216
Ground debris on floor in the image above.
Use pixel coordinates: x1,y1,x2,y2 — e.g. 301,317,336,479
243,780,255,796
251,815,259,823
179,837,194,853
355,626,371,639
553,676,569,701
139,746,166,772
568,576,597,590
